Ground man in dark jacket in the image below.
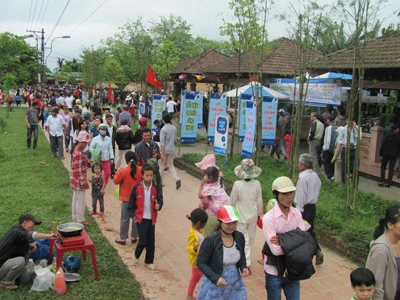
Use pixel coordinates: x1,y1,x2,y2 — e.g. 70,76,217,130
135,128,160,166
115,119,134,170
0,214,58,290
378,124,400,187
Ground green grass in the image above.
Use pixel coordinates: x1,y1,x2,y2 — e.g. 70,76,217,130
180,152,400,264
0,107,143,299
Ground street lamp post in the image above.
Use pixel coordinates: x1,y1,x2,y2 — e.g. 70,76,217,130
45,35,71,66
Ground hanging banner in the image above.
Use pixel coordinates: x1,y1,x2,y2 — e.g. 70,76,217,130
262,97,278,146
214,116,229,156
207,93,226,143
269,78,341,107
239,94,253,142
138,102,145,121
151,94,166,133
82,91,89,102
241,101,256,158
181,92,201,144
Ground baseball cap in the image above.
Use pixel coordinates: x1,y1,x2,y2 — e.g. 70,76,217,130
217,205,242,223
272,176,296,193
19,214,42,225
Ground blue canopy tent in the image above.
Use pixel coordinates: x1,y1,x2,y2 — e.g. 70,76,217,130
314,72,352,80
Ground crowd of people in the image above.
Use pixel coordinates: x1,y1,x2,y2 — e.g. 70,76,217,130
1,84,400,300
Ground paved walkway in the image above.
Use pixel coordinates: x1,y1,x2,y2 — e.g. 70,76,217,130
57,150,357,299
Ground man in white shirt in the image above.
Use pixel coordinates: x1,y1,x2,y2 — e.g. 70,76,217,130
56,92,65,106
166,97,177,119
295,153,323,265
64,93,74,112
46,107,66,159
321,116,337,180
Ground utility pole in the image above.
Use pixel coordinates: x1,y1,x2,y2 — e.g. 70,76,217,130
26,28,45,86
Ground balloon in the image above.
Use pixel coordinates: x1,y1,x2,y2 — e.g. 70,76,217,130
178,75,185,80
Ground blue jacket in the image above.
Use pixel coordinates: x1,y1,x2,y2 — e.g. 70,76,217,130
196,229,246,285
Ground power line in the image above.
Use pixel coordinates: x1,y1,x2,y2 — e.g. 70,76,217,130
46,0,71,43
29,0,39,31
70,0,109,34
26,0,34,30
37,0,50,32
34,0,45,31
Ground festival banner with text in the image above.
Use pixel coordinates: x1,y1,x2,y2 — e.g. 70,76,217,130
238,94,253,142
138,102,145,121
208,93,227,143
241,101,256,158
262,97,278,146
181,92,202,144
151,94,166,133
214,116,229,156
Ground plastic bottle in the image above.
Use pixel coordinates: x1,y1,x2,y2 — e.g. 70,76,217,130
27,258,35,273
54,268,67,295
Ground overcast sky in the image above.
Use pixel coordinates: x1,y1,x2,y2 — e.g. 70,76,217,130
1,0,399,71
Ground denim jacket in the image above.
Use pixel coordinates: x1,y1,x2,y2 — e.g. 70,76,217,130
196,229,246,285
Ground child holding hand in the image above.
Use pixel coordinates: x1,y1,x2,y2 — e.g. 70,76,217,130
89,163,106,216
186,208,208,300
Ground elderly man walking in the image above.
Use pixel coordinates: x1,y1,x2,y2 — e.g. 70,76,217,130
295,153,323,265
160,114,181,189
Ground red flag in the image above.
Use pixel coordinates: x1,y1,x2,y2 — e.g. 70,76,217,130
108,82,114,104
146,66,164,89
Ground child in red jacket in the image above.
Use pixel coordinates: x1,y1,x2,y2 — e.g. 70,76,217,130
128,164,163,271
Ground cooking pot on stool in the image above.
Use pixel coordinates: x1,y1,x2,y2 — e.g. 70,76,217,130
57,222,84,238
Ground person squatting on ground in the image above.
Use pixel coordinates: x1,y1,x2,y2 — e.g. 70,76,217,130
230,159,263,272
113,151,142,245
70,131,92,226
160,114,181,190
262,176,305,300
128,164,163,271
25,101,39,149
0,214,58,290
366,204,400,300
350,267,376,300
186,208,209,300
295,153,324,265
46,107,66,159
196,205,249,300
88,163,106,216
199,166,230,237
90,123,114,185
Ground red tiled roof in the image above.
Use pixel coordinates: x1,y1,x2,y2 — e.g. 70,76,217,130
169,49,230,74
312,30,400,69
202,38,323,76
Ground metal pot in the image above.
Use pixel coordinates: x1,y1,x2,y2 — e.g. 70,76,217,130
57,222,84,238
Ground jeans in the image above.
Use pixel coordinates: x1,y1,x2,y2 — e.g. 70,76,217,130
27,125,38,149
322,150,334,179
50,135,64,158
265,273,300,300
380,156,396,185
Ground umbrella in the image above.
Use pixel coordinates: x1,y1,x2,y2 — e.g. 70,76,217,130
95,82,118,89
223,82,289,99
123,82,141,92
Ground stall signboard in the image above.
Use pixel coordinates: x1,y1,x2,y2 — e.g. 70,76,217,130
181,92,202,144
262,97,278,146
239,94,253,142
208,93,227,143
269,78,342,107
151,94,166,133
241,101,256,158
138,102,145,121
214,116,229,156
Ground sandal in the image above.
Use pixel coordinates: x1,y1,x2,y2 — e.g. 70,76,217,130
115,240,126,245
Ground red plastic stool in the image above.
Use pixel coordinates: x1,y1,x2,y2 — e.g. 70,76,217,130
49,229,99,280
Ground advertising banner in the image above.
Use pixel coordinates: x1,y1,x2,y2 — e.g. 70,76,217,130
207,93,227,143
214,116,229,156
269,78,342,107
261,97,278,146
181,92,201,144
138,102,145,120
238,94,253,142
241,101,256,158
151,94,166,133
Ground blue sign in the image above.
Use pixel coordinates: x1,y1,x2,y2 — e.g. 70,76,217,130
138,102,145,122
181,92,200,144
239,94,253,142
261,97,278,146
214,116,229,156
241,101,256,158
207,93,227,143
151,95,166,133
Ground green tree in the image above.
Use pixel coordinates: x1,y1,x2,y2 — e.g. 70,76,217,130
153,40,180,85
80,47,109,88
0,32,42,84
64,58,82,72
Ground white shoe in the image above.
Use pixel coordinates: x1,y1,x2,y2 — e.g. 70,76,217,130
133,257,139,266
147,263,157,271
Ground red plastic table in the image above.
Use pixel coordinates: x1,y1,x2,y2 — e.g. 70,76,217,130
49,229,99,280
